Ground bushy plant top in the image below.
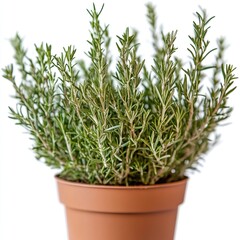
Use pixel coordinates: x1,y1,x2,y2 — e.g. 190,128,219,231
3,4,237,185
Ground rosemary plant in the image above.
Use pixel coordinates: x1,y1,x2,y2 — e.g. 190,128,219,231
3,4,237,185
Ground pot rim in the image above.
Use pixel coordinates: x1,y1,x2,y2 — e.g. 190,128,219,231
55,175,188,190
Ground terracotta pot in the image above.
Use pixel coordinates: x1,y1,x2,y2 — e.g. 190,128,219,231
56,177,188,240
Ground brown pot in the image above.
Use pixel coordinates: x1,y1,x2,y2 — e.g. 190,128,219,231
56,177,188,240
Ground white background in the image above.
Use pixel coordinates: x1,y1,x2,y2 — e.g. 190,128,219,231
0,0,239,239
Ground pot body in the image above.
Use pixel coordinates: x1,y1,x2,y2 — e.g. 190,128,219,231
56,177,188,240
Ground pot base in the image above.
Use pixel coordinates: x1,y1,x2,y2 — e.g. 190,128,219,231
66,207,178,240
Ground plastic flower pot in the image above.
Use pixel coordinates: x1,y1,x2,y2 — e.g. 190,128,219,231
56,177,188,240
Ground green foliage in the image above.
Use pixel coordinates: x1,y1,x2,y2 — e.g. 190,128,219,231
3,4,237,185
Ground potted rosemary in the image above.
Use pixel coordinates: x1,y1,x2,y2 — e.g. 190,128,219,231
2,3,237,240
